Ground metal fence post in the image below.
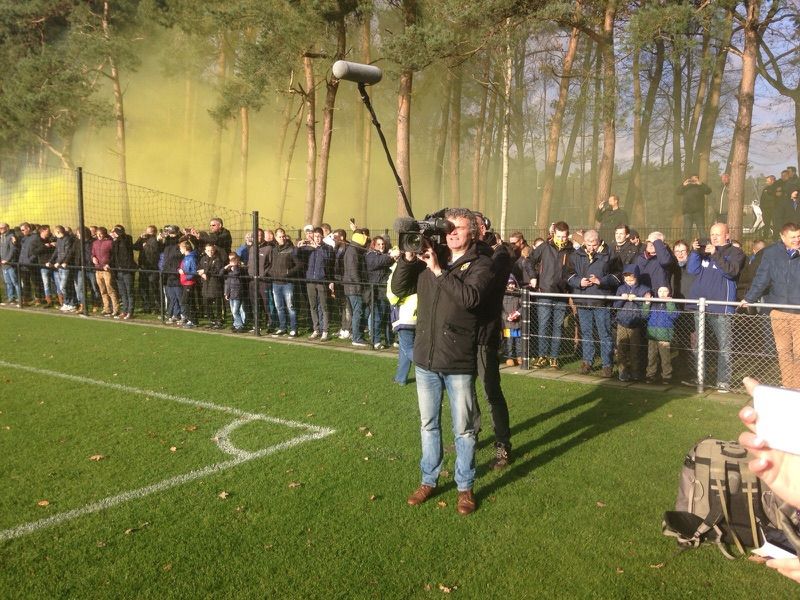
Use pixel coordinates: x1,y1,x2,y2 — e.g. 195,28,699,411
252,211,260,336
521,287,530,369
697,297,706,394
75,167,89,316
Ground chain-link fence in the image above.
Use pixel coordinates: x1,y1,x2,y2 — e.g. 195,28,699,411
515,291,793,394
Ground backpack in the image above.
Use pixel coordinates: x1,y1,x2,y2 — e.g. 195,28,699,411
662,438,769,558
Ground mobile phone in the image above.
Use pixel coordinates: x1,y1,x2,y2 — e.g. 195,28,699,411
349,217,356,224
753,384,800,456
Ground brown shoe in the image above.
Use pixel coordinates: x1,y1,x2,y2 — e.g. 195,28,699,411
505,358,515,367
457,490,477,515
407,484,435,506
601,366,613,378
580,361,591,374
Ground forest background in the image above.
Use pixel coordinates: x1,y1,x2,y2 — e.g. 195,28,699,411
0,0,798,239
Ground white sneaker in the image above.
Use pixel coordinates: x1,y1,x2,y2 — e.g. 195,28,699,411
374,343,385,350
288,330,297,337
352,341,368,348
339,330,351,339
309,331,320,339
320,332,329,341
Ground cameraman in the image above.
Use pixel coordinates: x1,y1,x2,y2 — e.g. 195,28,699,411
392,207,493,516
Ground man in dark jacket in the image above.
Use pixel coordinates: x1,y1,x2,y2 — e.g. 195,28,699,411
678,175,712,241
526,221,574,369
198,217,232,255
268,228,301,336
248,229,278,332
305,228,335,340
634,231,675,293
0,222,20,305
111,225,137,319
595,195,629,245
392,207,493,516
742,223,800,389
759,175,780,238
687,223,746,392
775,189,800,232
608,225,638,275
342,231,370,346
472,213,514,470
567,230,620,377
133,225,161,313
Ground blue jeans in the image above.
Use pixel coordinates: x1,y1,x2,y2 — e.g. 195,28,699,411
348,294,364,343
73,270,85,306
394,328,415,384
116,272,134,315
272,282,297,331
414,367,478,492
2,265,20,302
166,286,182,318
40,268,53,297
371,298,390,345
697,312,732,386
229,299,245,329
537,299,568,358
577,306,613,367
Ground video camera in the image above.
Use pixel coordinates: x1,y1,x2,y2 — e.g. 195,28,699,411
397,210,454,254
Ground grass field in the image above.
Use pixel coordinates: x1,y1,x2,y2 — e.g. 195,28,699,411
0,309,795,598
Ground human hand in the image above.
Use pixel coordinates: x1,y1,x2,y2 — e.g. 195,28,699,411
580,277,592,288
692,239,701,251
589,274,600,286
419,247,441,276
738,377,800,509
765,558,800,584
705,243,716,255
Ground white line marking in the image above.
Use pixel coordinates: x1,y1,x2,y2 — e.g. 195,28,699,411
0,360,335,542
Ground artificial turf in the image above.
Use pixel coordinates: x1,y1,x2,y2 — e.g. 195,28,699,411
0,309,795,598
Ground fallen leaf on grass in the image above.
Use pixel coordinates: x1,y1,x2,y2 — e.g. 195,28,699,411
615,567,624,574
436,501,448,509
169,446,177,452
37,500,49,507
288,481,302,489
649,563,665,569
358,426,368,432
440,470,450,478
363,456,369,461
96,540,107,548
218,491,230,500
424,584,432,591
124,521,150,535
89,454,105,461
162,563,172,572
596,501,606,508
306,413,314,418
184,425,198,432
369,495,377,501
365,431,373,438
438,583,457,593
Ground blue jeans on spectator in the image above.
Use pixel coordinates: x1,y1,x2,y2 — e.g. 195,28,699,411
272,282,297,331
73,270,85,306
371,297,390,345
116,272,134,315
577,306,613,367
40,268,53,298
537,298,568,358
414,367,478,492
348,294,365,343
696,312,732,386
394,328,415,384
2,265,20,302
229,299,245,329
166,286,182,319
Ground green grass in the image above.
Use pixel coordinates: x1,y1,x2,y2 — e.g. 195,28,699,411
0,309,795,598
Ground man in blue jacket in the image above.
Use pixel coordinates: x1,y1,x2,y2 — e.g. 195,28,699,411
567,230,620,377
688,223,746,392
741,222,800,388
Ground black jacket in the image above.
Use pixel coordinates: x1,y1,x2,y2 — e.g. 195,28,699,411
111,234,137,270
566,244,620,306
475,242,513,348
526,240,574,295
677,182,711,213
267,243,301,283
392,242,493,374
133,235,161,270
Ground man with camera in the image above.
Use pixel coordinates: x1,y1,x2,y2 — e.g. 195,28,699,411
677,175,712,241
391,207,493,515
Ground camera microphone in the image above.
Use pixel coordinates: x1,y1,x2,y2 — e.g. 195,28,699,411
394,217,416,234
332,61,383,85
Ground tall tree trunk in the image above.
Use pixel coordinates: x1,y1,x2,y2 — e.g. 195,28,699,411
589,46,602,215
684,32,710,171
500,24,513,237
240,106,249,212
279,102,305,224
303,54,317,224
276,93,295,181
559,40,593,195
102,1,129,224
357,17,371,225
540,24,580,228
472,55,491,211
593,0,617,221
671,45,684,225
479,67,498,214
433,78,451,206
208,43,227,204
448,63,463,206
693,9,733,183
397,68,413,217
728,0,761,240
313,19,346,226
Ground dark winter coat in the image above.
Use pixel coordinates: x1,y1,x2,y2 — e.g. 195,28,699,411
475,241,514,348
342,243,367,296
392,242,493,374
111,234,137,271
133,235,161,270
677,182,712,213
198,252,225,298
19,233,43,266
267,242,301,283
744,241,800,313
224,265,244,300
687,243,746,314
634,239,674,293
526,239,573,295
566,243,620,306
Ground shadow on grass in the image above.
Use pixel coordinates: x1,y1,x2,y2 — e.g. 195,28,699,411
475,386,678,501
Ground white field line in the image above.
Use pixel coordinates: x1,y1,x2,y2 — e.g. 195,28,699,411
0,360,335,542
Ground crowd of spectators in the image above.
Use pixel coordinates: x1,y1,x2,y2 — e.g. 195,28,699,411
1,177,798,392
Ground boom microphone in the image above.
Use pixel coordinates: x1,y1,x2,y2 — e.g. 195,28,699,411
332,60,383,85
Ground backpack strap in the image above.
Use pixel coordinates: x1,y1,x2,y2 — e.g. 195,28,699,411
740,466,762,549
709,462,746,555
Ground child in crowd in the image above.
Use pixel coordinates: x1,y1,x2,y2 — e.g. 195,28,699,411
502,275,523,366
178,240,198,328
642,286,680,383
613,264,651,381
224,252,246,333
